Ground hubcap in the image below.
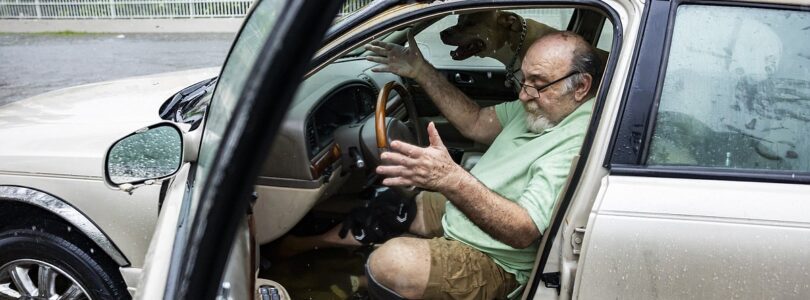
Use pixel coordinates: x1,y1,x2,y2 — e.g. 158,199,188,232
0,259,90,300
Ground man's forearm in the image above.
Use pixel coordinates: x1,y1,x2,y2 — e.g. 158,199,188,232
415,64,492,143
438,169,541,249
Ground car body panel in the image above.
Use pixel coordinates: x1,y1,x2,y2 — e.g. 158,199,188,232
0,68,218,178
0,185,129,266
576,176,810,299
0,172,160,268
0,68,217,272
135,162,191,299
559,0,810,299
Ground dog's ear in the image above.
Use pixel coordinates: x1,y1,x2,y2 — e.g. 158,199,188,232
496,11,522,32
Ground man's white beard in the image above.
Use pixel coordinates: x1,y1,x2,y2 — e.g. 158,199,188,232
524,101,555,133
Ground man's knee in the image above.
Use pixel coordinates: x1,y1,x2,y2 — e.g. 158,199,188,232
367,237,431,299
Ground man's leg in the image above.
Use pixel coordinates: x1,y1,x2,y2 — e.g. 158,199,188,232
368,237,519,300
366,237,431,298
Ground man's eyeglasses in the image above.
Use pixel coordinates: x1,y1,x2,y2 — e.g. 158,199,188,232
519,71,580,98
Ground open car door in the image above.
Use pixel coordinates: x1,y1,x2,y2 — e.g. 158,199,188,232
132,0,346,299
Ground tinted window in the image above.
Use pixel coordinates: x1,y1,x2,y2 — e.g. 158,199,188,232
648,5,810,172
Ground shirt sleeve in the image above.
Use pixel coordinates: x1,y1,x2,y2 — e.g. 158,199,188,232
494,100,524,127
514,146,580,232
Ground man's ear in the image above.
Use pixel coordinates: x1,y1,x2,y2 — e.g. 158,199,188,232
496,11,522,32
574,73,593,101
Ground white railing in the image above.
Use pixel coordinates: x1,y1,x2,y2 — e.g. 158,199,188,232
0,0,374,19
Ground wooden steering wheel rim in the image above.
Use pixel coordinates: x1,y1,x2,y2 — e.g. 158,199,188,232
375,81,412,149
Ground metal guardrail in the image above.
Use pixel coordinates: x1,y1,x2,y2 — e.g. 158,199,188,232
0,0,372,19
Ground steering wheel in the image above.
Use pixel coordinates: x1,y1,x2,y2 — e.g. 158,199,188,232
375,81,424,150
353,81,422,197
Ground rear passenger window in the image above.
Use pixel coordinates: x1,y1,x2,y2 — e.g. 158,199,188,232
647,5,810,171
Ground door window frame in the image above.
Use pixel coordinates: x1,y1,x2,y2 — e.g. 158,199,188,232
607,0,810,185
161,0,347,298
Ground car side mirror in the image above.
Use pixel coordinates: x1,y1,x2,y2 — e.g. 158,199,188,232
104,123,183,193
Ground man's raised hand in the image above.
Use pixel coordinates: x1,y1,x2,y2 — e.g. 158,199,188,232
376,122,466,193
365,30,429,79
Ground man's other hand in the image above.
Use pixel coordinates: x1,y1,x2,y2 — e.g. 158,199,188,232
365,31,430,79
376,122,465,192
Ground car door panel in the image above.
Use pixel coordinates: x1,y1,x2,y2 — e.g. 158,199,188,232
576,176,810,299
136,163,191,299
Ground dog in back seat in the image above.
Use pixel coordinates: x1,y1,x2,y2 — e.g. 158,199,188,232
439,10,608,89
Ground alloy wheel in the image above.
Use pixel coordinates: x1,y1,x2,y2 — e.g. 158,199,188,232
0,259,90,300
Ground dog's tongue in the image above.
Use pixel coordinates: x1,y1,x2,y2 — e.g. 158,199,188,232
450,39,485,60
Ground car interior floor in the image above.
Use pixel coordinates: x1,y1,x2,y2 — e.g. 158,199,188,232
261,210,373,299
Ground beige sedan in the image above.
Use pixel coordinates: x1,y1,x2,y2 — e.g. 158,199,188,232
3,0,810,299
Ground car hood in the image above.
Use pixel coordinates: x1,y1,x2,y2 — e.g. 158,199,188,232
0,68,219,178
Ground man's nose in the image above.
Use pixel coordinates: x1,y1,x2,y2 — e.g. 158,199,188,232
517,87,530,102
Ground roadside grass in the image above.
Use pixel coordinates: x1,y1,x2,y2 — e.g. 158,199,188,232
34,30,95,35
0,31,106,36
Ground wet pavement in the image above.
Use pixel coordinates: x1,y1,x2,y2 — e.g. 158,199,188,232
0,32,235,106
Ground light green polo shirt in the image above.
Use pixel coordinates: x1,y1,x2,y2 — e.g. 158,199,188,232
441,99,593,289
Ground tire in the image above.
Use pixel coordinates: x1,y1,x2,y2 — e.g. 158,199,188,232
0,229,130,299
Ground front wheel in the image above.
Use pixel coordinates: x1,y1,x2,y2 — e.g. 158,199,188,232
0,229,129,300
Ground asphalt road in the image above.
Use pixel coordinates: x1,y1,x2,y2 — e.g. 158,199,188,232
0,33,235,106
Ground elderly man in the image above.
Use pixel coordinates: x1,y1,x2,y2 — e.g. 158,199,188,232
362,30,599,299
278,30,599,299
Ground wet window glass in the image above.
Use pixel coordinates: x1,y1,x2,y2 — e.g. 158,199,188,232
107,125,182,184
195,0,282,190
648,5,810,172
415,9,575,68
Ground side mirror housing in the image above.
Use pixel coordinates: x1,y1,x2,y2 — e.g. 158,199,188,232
104,123,184,192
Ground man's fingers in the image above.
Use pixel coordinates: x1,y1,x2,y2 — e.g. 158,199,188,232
378,41,396,50
375,165,413,177
382,177,414,187
427,122,445,148
390,140,423,158
364,44,388,55
366,56,389,64
380,151,415,167
370,67,391,73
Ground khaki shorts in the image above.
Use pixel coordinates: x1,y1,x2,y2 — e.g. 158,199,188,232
417,192,519,300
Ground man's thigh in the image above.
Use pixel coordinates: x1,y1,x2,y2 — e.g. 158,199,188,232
424,238,518,300
410,191,446,237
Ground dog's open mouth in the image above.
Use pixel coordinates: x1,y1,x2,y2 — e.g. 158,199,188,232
450,39,485,60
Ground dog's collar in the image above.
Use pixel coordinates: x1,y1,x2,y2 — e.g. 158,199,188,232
505,16,528,88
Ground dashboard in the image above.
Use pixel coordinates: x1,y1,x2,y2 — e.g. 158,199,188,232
306,84,376,157
258,57,402,182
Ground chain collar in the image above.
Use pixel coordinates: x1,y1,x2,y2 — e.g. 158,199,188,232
505,16,528,88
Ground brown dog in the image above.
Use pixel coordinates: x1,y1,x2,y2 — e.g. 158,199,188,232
440,10,559,70
440,10,608,91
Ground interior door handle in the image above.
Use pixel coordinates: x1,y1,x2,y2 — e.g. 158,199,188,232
454,73,474,84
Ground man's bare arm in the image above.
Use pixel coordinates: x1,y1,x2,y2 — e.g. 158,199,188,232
365,32,502,144
415,66,502,145
440,168,541,249
376,123,541,248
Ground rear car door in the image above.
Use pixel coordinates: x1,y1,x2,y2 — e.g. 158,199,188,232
576,1,810,298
